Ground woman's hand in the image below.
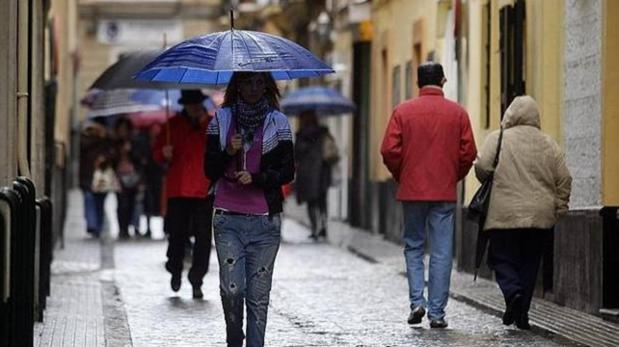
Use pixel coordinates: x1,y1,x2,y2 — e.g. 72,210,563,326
226,134,243,155
235,171,252,185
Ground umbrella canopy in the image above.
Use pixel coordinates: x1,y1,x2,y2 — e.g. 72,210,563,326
134,30,334,86
130,89,219,113
89,51,206,90
127,90,220,128
85,89,161,118
281,86,356,116
89,51,165,90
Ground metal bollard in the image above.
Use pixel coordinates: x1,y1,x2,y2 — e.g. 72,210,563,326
0,178,39,346
0,187,21,346
36,198,52,318
12,179,36,347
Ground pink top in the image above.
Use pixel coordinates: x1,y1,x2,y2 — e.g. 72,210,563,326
214,120,269,214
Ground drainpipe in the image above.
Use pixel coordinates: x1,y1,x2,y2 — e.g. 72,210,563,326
17,0,31,178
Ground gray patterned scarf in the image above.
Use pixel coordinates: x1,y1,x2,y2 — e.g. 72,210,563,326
234,97,271,130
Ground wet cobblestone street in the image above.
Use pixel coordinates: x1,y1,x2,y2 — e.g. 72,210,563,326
113,219,578,347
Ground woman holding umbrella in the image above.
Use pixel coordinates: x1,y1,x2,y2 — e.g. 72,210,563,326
281,86,353,240
205,72,294,347
135,19,332,345
294,110,339,239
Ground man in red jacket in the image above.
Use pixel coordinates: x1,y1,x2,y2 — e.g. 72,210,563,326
153,89,213,299
381,62,477,328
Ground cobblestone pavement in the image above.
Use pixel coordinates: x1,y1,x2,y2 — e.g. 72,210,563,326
113,219,578,347
33,190,106,347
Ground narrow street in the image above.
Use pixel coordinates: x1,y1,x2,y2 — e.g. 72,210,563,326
110,208,576,346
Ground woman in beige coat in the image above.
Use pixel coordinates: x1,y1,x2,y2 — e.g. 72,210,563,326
475,95,571,330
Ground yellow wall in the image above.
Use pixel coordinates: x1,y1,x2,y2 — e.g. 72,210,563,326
463,0,564,202
525,0,563,143
602,0,619,205
370,0,438,181
52,0,78,149
462,0,488,199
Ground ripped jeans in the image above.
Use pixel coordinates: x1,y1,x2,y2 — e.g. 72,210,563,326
213,213,281,347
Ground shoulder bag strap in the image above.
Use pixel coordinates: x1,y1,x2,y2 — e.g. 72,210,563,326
492,127,504,169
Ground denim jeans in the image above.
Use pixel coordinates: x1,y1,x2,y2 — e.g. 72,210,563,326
213,213,281,347
402,201,455,320
83,190,106,234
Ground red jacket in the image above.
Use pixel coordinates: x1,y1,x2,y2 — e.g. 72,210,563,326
380,87,477,202
153,113,211,198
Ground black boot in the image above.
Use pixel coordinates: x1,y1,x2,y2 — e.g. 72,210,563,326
503,294,522,326
516,311,531,330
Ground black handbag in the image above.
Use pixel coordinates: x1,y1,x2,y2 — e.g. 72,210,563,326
468,128,503,222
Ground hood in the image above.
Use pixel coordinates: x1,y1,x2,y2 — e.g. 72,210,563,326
501,95,541,129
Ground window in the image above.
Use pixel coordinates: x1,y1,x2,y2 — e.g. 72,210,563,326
499,0,526,117
392,65,401,108
405,61,413,100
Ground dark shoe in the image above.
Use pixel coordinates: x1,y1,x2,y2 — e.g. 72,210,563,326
166,263,181,292
118,231,130,240
318,227,327,238
407,306,426,324
516,312,531,330
430,318,448,328
503,294,522,326
170,274,181,292
192,286,203,299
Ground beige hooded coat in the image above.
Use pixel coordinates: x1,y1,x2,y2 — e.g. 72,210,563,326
474,96,572,231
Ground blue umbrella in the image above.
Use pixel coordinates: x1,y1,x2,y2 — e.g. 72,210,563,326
135,30,334,85
281,86,356,116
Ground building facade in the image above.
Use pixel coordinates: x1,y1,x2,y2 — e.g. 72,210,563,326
305,0,618,318
0,0,79,343
76,0,225,122
350,0,619,318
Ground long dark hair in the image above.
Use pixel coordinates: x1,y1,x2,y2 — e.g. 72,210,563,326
222,72,281,110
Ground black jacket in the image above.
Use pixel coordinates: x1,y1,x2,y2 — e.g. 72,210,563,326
204,107,295,215
294,125,333,203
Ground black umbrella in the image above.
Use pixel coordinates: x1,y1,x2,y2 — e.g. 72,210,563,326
89,50,164,90
87,49,212,143
89,50,208,90
474,217,491,281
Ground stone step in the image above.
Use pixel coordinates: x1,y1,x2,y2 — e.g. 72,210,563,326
451,284,619,347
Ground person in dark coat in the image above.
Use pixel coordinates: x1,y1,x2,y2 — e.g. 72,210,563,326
113,117,142,239
294,110,338,239
152,89,213,299
136,124,164,238
79,120,112,236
